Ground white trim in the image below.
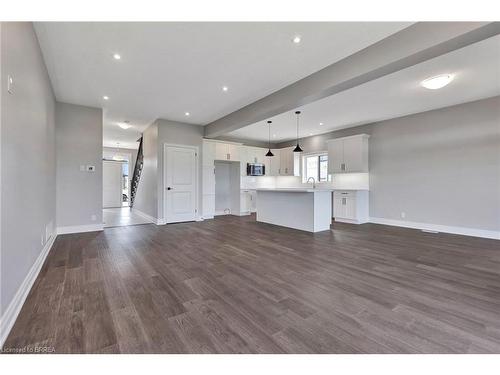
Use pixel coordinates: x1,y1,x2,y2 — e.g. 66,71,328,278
162,143,199,224
132,208,158,224
325,133,370,143
0,231,57,348
56,224,104,235
369,217,500,240
202,138,242,145
335,217,367,224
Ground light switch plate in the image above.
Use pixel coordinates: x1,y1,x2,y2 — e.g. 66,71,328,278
7,75,14,94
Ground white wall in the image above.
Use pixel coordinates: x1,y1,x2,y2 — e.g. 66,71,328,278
55,102,103,231
1,22,56,328
156,119,204,220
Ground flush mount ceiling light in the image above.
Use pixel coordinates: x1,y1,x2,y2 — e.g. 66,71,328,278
185,112,190,116
319,122,324,126
103,95,109,100
118,122,131,129
292,35,301,44
113,53,121,60
265,121,274,157
222,86,228,92
293,111,303,153
421,74,454,90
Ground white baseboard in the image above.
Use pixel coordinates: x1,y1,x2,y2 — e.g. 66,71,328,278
369,217,500,240
57,224,103,235
156,218,166,225
334,217,368,224
0,231,57,349
132,208,158,224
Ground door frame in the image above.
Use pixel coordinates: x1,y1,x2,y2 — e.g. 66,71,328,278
103,159,126,208
162,143,200,224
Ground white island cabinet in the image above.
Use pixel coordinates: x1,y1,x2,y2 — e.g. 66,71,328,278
256,188,333,232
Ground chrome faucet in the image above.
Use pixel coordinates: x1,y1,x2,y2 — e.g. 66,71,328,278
307,177,316,189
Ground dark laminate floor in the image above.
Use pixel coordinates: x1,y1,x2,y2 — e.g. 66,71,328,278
4,214,500,353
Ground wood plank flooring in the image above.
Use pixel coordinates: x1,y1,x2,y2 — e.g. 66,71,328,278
4,215,500,353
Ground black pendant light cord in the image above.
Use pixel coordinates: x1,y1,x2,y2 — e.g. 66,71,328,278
266,121,274,157
268,121,271,149
293,111,303,152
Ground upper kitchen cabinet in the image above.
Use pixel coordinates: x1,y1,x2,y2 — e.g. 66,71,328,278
268,149,281,176
280,146,300,176
327,134,369,174
202,140,216,166
215,141,241,161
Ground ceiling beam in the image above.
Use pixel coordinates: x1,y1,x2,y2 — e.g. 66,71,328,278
204,22,500,138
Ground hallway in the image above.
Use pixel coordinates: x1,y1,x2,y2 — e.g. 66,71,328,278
103,207,152,228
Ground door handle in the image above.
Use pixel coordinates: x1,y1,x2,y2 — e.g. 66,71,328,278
167,187,173,190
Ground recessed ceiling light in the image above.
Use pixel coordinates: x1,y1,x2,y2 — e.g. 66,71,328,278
421,74,454,90
118,123,131,129
292,35,301,44
185,112,190,116
319,122,324,126
113,53,121,60
222,86,228,92
103,95,109,100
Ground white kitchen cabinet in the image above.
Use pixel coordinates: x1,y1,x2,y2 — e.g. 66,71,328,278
268,149,281,176
280,147,299,176
202,140,215,166
327,134,369,174
249,190,257,212
333,190,369,224
215,141,241,161
227,143,240,161
202,194,215,219
202,166,215,195
240,190,252,215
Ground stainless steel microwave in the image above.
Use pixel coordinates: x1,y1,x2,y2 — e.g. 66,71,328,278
247,163,265,176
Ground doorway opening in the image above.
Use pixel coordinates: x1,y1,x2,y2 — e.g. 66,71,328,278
102,148,152,227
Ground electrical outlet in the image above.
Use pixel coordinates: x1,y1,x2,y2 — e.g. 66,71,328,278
86,165,95,172
401,212,406,219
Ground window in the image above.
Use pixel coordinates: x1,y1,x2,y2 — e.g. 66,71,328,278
303,153,329,183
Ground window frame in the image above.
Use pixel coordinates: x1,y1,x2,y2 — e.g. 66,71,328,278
301,151,330,183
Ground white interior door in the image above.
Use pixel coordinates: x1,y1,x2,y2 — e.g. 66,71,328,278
165,145,197,223
103,160,123,208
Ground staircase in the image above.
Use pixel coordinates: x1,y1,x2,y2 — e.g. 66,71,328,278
130,137,144,207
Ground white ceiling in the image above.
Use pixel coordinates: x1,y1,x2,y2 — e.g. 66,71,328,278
34,22,411,149
228,35,500,143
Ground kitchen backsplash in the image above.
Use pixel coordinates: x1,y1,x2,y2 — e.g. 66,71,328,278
241,173,369,190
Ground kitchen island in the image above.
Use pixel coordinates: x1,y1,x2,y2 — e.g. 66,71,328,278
256,188,333,232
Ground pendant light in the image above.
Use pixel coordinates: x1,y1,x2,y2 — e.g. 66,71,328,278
265,120,274,157
293,111,303,152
